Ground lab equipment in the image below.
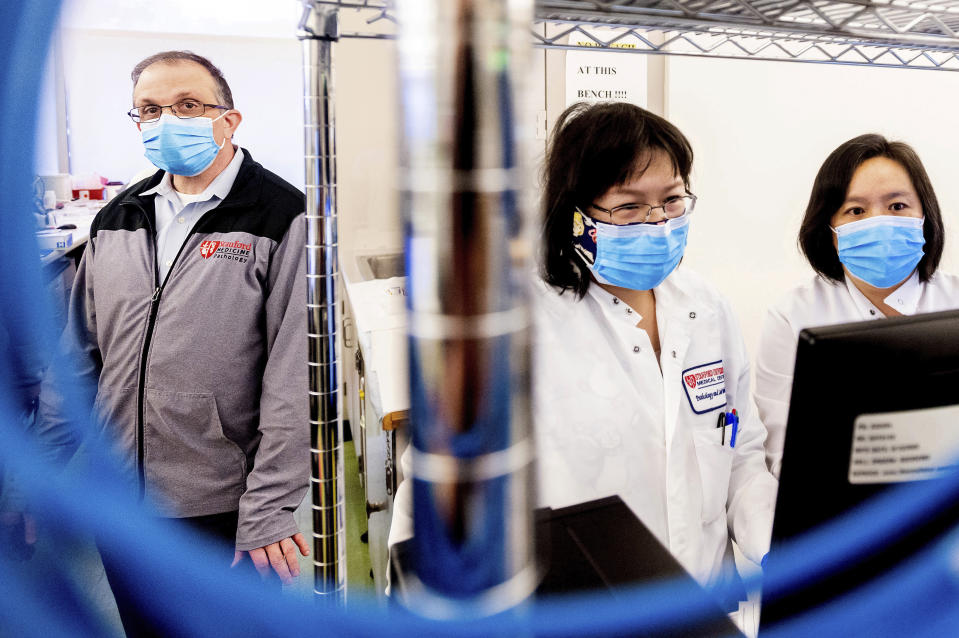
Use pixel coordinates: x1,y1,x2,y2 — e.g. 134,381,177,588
71,173,106,200
31,176,45,216
298,1,344,604
35,228,73,251
39,173,71,201
395,0,536,619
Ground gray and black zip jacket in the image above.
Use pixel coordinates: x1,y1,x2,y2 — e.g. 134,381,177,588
38,150,309,551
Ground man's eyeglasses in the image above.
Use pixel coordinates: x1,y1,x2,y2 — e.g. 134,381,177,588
590,194,697,225
127,100,229,123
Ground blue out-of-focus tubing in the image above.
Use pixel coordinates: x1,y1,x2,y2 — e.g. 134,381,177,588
0,4,60,335
768,524,959,638
3,1,959,636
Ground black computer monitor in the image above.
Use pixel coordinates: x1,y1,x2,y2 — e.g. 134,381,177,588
391,496,741,636
760,309,959,629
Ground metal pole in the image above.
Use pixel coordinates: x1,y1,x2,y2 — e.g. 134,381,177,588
297,0,345,604
396,0,537,618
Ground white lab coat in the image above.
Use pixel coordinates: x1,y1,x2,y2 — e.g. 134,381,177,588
755,271,959,478
389,267,777,587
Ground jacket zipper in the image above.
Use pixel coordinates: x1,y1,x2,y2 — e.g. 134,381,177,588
136,285,161,499
133,204,221,500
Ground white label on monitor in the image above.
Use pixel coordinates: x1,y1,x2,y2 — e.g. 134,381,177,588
848,405,959,484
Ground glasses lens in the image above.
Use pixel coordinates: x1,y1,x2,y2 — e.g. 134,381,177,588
138,105,162,122
664,197,689,218
172,100,204,118
613,204,652,224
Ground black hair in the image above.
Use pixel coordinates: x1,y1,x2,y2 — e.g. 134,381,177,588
541,101,694,298
131,50,235,109
799,133,944,283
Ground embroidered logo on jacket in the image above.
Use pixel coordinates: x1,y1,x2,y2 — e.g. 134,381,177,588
199,240,252,263
681,360,727,414
199,240,220,259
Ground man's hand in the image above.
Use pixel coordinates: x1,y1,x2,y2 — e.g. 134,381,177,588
231,532,310,585
0,511,36,561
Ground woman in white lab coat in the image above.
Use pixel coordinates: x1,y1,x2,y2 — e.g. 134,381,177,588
755,134,959,478
389,102,777,597
532,102,777,591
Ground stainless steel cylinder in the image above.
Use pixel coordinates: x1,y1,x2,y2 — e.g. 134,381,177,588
396,0,537,618
297,0,345,604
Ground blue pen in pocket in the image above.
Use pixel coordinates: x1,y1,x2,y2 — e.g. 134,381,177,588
730,409,739,448
718,409,739,448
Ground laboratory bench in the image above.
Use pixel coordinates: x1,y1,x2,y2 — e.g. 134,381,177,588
37,201,101,273
35,202,101,332
340,248,409,599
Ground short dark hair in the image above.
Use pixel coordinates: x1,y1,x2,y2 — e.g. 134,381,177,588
541,101,694,297
131,51,235,109
799,134,944,283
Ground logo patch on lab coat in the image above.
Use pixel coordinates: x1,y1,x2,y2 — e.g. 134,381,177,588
681,360,727,414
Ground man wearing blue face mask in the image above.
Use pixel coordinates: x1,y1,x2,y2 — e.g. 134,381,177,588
35,51,309,637
756,134,959,479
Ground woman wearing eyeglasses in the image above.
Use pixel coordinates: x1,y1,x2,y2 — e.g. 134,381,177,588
755,134,959,478
532,101,777,592
387,102,776,603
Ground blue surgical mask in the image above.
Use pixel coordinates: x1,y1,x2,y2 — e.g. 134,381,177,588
832,215,925,289
572,208,689,290
140,112,227,177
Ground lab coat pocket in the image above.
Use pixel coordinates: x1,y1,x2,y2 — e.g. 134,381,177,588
691,427,734,523
142,390,248,510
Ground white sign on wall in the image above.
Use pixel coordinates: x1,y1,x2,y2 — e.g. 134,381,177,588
565,30,647,107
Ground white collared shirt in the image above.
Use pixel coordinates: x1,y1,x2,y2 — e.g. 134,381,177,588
141,147,245,281
755,270,959,477
844,270,924,318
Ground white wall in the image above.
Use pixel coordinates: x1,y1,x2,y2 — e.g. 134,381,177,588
59,0,303,38
332,34,402,254
667,56,959,358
